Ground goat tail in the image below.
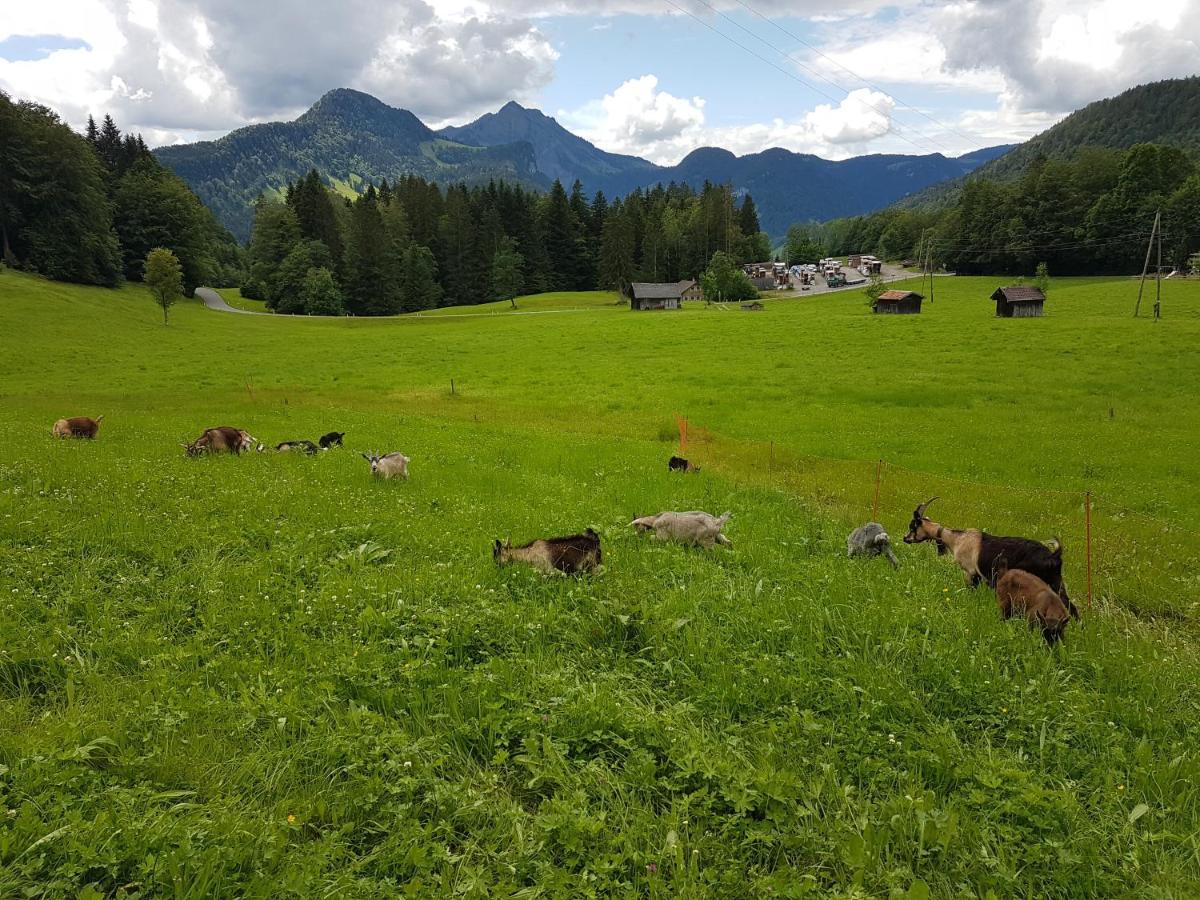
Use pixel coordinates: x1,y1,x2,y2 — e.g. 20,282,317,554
716,511,732,526
96,414,105,423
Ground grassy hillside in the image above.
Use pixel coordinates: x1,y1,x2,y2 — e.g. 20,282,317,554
3,269,1200,895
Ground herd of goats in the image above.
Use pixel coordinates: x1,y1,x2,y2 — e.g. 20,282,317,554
51,416,1078,646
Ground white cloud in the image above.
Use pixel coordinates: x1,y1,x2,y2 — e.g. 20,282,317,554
566,79,900,163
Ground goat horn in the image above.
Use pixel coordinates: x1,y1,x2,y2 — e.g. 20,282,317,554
917,496,939,516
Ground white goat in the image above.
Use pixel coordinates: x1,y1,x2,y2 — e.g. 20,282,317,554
630,510,732,548
361,451,410,479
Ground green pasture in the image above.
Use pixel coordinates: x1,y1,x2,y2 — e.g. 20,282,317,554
2,268,1200,896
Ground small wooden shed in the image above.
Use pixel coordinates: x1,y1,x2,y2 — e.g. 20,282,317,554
741,301,764,311
630,282,683,311
992,286,1045,317
873,289,923,315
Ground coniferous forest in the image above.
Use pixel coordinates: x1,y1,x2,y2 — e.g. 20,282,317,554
0,92,241,292
243,173,773,315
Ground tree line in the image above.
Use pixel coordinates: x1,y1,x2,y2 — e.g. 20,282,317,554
245,172,773,315
0,92,241,292
820,144,1200,275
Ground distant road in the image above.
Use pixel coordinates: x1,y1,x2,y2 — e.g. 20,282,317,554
195,287,257,314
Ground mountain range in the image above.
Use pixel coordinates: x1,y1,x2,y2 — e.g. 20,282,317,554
154,88,1012,241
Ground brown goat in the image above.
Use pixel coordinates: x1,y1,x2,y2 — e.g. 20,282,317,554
493,529,602,575
52,415,103,439
183,426,259,457
996,568,1070,645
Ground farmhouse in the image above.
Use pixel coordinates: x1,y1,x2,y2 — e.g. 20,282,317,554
630,282,685,310
679,279,704,301
873,289,923,314
992,285,1046,318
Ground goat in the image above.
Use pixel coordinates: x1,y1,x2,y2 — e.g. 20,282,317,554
631,510,732,548
319,431,345,449
184,426,259,457
996,568,1070,645
275,439,318,455
362,451,409,479
493,529,602,575
847,522,898,568
903,497,1079,619
52,415,103,439
668,455,700,473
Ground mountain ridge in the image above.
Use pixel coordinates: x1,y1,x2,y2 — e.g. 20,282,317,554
154,87,1012,241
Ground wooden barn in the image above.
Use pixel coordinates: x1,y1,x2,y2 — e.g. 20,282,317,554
992,286,1045,317
679,279,704,301
741,301,764,311
630,282,684,311
872,289,923,315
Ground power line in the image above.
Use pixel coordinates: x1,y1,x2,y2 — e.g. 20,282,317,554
659,0,949,157
731,0,985,149
676,0,954,155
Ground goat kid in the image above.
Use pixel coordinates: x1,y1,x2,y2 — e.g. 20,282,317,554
52,415,103,439
631,510,732,548
996,568,1070,645
275,440,318,455
319,431,345,449
847,522,898,568
668,455,700,473
493,529,602,575
903,497,1079,619
362,451,410,479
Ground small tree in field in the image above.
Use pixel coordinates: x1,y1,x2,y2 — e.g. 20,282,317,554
864,273,885,307
700,250,757,303
145,247,183,324
490,237,525,308
1034,261,1050,295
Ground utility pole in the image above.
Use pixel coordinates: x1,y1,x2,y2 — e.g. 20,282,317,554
1155,213,1163,321
1134,210,1160,317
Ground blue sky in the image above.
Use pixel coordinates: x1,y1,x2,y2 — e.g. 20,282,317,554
1,1,1196,162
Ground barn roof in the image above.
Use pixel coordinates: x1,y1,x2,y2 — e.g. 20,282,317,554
631,282,684,299
876,290,923,301
992,286,1045,303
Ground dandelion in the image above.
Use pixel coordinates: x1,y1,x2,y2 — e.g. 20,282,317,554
287,814,296,824
1118,784,1125,791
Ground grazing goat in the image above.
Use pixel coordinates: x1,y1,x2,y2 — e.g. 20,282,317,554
184,426,259,457
996,568,1070,645
362,451,409,479
847,522,898,568
319,431,345,449
493,529,602,575
631,510,732,548
668,455,700,473
52,416,103,439
275,439,318,455
903,497,1079,619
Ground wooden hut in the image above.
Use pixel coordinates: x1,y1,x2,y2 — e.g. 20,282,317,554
630,282,684,310
992,286,1045,318
679,279,704,301
872,289,923,315
741,301,764,311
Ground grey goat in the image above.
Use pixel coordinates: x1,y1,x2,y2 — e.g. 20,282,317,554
631,510,732,548
847,522,898,568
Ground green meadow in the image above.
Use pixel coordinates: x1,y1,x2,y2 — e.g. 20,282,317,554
2,267,1200,896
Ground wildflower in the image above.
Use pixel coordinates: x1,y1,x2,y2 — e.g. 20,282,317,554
287,814,296,824
646,863,658,874
1118,784,1125,791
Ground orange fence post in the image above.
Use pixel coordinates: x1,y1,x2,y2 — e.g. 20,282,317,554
677,416,688,456
1085,491,1093,611
872,459,883,522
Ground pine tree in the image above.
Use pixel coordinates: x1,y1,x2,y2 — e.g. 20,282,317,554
599,204,636,297
288,170,343,272
344,186,399,315
401,244,442,311
541,180,586,291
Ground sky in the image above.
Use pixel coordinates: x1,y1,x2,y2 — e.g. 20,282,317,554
1,0,1197,164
